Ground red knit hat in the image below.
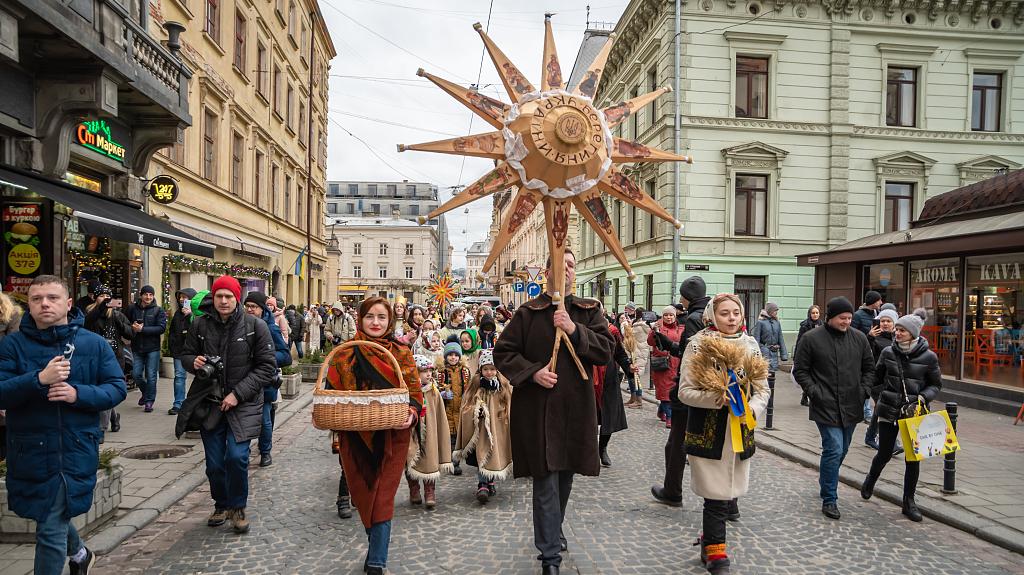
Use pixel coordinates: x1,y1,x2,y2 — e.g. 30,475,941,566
210,275,241,301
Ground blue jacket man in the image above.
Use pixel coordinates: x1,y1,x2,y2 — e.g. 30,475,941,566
0,276,126,574
124,285,167,411
243,291,291,468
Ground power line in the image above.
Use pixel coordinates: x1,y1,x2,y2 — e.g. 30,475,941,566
329,109,461,137
457,0,495,188
328,117,424,182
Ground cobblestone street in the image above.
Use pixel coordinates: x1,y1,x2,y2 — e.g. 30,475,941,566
96,390,1024,575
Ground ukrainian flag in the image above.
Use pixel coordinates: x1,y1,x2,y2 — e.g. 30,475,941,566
293,247,306,276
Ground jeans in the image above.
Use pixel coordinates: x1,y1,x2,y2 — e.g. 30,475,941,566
533,470,574,567
291,339,304,359
658,400,672,421
626,375,641,396
172,358,188,409
867,421,920,498
34,482,83,575
201,418,252,509
815,422,856,504
132,350,160,403
365,520,392,569
863,398,873,421
258,397,276,456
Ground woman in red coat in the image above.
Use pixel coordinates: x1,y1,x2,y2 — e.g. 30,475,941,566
648,306,684,427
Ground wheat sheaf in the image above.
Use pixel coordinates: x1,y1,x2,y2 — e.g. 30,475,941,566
688,337,769,405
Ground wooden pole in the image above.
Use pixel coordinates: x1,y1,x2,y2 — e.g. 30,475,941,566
543,198,587,379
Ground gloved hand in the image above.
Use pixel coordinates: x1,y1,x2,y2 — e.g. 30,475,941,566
441,390,454,401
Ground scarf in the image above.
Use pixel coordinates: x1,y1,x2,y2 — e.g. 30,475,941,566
460,329,480,354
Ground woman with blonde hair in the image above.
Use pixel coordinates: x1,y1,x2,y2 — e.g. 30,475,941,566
0,292,21,341
619,314,643,408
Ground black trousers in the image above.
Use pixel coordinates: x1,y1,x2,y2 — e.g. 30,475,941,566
532,470,574,567
703,499,729,546
662,406,689,498
599,434,610,453
867,420,919,498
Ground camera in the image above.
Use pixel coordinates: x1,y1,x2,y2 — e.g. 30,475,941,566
197,355,224,380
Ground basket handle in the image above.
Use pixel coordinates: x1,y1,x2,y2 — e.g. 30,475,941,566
315,340,408,392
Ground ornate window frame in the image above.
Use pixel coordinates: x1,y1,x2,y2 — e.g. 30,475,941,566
725,31,786,120
722,141,788,240
872,151,936,233
962,48,1022,133
876,43,937,130
955,154,1020,187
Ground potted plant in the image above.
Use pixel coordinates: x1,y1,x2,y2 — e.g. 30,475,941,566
280,365,302,398
299,348,326,383
0,449,122,542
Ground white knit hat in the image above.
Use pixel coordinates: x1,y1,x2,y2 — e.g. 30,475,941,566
478,349,495,368
413,354,434,371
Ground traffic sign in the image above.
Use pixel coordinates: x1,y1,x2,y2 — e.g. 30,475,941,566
525,266,542,281
526,282,542,298
513,281,525,293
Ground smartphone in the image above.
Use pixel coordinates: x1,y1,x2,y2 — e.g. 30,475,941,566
110,298,123,309
872,318,881,328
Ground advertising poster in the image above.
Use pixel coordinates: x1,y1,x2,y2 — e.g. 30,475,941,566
2,202,45,294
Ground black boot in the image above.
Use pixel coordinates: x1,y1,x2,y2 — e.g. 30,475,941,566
599,434,611,467
599,447,611,467
453,460,463,476
541,566,559,575
902,496,922,522
110,411,121,432
337,475,352,519
861,473,878,500
799,393,809,406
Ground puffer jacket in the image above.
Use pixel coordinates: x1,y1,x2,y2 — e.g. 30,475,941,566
180,298,276,442
851,305,876,335
872,337,942,423
168,288,197,358
0,308,126,522
124,300,167,354
792,324,874,428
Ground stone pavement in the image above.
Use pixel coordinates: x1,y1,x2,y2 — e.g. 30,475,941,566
758,371,1024,555
0,374,315,575
97,390,1023,574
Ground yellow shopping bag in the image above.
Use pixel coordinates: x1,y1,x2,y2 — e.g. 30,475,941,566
898,409,960,462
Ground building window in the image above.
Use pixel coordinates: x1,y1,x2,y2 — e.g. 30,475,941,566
286,84,295,130
734,276,765,328
645,180,656,240
405,243,413,256
202,109,217,182
271,164,279,212
254,150,264,207
628,277,635,303
256,42,268,97
734,174,767,236
972,73,1002,132
349,183,359,194
629,204,637,244
300,19,308,60
233,11,246,72
378,266,388,279
629,86,639,140
644,274,654,311
288,1,296,37
647,68,657,127
328,183,339,196
353,242,362,255
368,184,377,196
405,266,414,279
205,0,219,43
410,204,419,216
910,258,961,377
406,184,416,195
370,203,380,214
884,181,914,232
735,56,768,119
379,243,387,256
284,174,292,222
353,265,362,278
346,203,354,214
298,103,307,145
231,132,244,196
386,184,397,195
886,67,917,127
327,203,337,214
273,65,282,116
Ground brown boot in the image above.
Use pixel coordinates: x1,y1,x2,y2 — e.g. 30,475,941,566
408,478,422,504
227,508,250,534
424,481,436,509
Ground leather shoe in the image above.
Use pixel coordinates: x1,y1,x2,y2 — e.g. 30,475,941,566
559,531,567,552
110,412,121,432
651,485,683,507
259,454,273,467
822,502,841,520
542,565,560,575
902,496,923,522
861,474,878,500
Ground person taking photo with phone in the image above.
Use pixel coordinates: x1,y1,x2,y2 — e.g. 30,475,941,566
125,285,166,412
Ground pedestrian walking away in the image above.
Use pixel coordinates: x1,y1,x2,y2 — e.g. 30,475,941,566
0,275,127,575
678,293,770,574
792,296,874,520
168,288,197,415
243,291,293,468
861,314,941,523
323,297,422,575
176,276,277,535
125,284,166,412
493,250,613,575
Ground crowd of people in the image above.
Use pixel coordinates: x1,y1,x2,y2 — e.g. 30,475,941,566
0,262,944,574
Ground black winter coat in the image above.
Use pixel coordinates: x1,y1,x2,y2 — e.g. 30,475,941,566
124,301,167,354
599,338,629,436
168,288,197,358
83,303,134,372
851,306,876,335
869,331,894,363
793,324,874,427
666,295,710,410
872,338,942,423
795,317,823,357
179,302,277,442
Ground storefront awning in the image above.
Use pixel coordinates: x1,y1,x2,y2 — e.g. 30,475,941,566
170,221,243,251
0,166,215,258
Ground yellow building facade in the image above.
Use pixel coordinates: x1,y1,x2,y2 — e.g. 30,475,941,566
144,0,335,307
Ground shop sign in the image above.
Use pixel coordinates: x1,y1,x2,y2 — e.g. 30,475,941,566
75,120,127,162
915,265,957,284
147,175,179,204
980,263,1022,281
2,202,44,293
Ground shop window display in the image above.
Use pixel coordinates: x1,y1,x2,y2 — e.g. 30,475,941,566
862,262,906,313
965,253,1024,389
909,258,960,377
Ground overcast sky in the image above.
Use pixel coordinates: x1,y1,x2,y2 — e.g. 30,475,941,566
320,0,629,268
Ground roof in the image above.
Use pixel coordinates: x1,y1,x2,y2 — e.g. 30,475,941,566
797,210,1024,266
467,240,490,255
327,216,432,228
566,29,612,92
917,169,1024,223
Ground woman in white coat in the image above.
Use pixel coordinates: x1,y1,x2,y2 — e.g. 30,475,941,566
678,293,770,575
304,306,323,354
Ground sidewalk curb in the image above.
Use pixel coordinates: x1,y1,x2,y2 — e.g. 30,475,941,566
88,387,316,555
756,431,1024,557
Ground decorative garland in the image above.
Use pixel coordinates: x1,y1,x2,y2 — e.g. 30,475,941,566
161,254,272,310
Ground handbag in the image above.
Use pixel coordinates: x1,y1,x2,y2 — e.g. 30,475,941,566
898,408,960,462
650,328,671,372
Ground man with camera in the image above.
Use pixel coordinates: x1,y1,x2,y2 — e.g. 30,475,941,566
176,276,277,534
242,292,292,468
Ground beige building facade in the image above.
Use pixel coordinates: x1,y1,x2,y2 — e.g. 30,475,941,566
575,0,1024,329
144,0,335,307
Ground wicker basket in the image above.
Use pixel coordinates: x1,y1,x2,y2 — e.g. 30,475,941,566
312,340,410,431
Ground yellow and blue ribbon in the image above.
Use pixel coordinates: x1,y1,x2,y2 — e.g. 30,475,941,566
726,370,757,453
